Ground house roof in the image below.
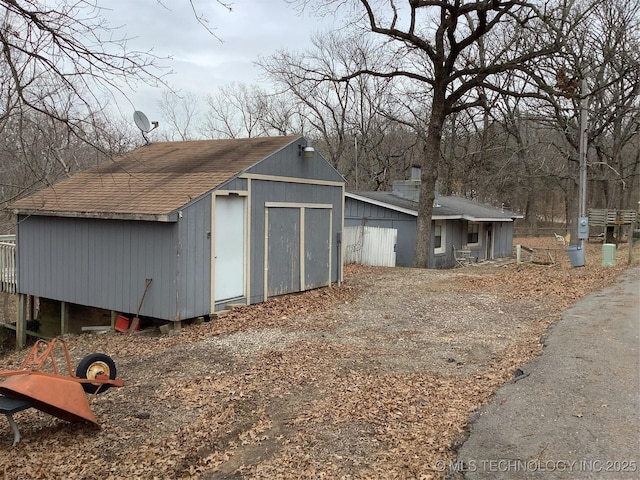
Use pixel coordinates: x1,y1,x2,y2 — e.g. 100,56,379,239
346,191,523,221
11,136,300,221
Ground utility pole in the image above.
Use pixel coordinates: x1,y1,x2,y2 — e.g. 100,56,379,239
578,78,588,251
354,132,359,191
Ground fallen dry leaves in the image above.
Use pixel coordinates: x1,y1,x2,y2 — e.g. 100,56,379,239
0,238,637,479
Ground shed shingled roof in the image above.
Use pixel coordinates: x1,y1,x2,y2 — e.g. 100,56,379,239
11,136,300,220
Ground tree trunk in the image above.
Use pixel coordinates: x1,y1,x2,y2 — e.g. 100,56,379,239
414,98,446,268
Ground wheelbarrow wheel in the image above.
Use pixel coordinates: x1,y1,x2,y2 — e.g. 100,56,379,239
76,353,117,394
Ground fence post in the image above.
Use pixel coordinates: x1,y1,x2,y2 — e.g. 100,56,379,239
16,294,26,350
61,301,69,334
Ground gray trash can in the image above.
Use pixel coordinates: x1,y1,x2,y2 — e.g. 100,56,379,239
567,245,585,267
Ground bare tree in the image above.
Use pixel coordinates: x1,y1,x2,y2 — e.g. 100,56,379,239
518,0,640,241
586,0,640,211
203,83,258,139
287,0,581,267
0,0,238,234
0,102,135,212
262,31,406,188
0,1,233,131
186,0,233,41
441,0,639,239
202,82,306,139
485,96,569,234
0,0,170,217
253,93,305,137
158,90,201,141
0,1,171,141
261,32,359,169
0,0,234,219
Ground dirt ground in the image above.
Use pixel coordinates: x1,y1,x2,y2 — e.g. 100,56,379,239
0,238,637,479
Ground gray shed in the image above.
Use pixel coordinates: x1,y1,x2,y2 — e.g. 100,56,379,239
345,174,521,268
10,136,345,338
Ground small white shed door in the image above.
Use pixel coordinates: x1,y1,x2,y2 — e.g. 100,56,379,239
214,195,246,301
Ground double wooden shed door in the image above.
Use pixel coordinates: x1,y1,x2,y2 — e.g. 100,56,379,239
213,196,332,303
265,204,333,298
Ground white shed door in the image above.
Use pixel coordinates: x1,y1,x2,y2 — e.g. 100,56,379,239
214,196,245,301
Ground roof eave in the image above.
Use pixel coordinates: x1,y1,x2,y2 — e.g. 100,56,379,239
462,215,517,222
347,193,522,221
346,192,418,217
13,209,178,223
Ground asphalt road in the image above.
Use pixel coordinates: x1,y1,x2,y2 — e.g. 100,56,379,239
454,266,640,479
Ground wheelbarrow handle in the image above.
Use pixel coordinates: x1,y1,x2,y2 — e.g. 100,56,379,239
77,376,125,388
0,370,124,388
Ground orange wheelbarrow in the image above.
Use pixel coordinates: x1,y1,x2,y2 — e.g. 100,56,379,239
0,337,124,445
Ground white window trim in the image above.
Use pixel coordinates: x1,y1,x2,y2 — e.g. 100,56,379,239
467,222,482,247
434,220,446,255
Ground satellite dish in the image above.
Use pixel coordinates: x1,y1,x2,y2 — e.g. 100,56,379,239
133,111,151,132
133,110,158,144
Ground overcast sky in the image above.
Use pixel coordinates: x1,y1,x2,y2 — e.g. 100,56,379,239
99,0,336,127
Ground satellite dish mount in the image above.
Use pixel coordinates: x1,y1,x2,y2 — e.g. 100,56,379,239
133,111,159,144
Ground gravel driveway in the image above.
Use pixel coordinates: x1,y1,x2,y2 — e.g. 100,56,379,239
0,245,633,479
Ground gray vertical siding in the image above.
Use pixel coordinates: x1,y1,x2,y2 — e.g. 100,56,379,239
345,198,409,221
248,179,343,305
304,208,331,289
344,198,417,267
344,216,416,267
395,221,417,267
267,207,301,296
176,195,212,320
221,177,247,191
433,221,454,269
247,142,344,183
17,215,178,319
241,143,344,304
493,222,514,257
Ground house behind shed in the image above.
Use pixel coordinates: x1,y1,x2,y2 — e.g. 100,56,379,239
345,169,522,268
10,136,345,340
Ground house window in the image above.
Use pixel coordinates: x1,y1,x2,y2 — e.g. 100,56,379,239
467,222,481,245
434,221,445,254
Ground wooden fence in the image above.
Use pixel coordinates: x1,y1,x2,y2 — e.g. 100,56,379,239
587,209,637,226
0,235,16,293
344,226,397,267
